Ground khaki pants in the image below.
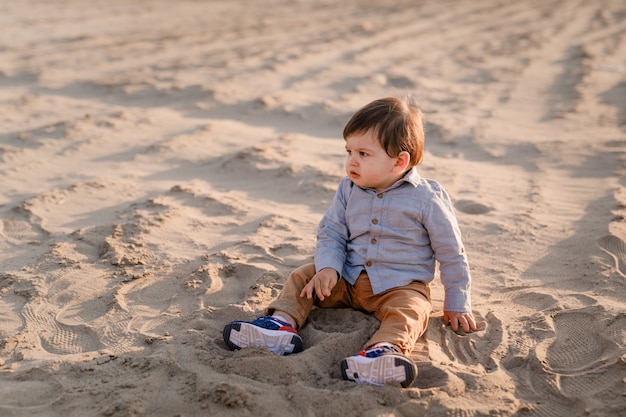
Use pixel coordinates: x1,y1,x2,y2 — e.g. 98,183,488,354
267,263,432,354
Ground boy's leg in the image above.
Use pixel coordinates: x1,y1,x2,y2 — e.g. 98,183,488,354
222,263,317,355
366,281,432,354
223,263,351,355
265,263,317,328
267,263,352,327
340,277,431,387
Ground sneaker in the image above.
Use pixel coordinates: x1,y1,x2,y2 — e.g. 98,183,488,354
340,343,417,388
223,316,303,355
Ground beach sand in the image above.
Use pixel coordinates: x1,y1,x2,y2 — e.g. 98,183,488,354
1,0,625,416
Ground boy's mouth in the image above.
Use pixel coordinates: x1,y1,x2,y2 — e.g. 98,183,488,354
349,171,360,180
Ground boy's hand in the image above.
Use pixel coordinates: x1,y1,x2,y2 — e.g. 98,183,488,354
300,268,338,301
443,311,477,334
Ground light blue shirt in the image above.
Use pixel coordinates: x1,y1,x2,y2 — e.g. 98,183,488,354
314,167,472,313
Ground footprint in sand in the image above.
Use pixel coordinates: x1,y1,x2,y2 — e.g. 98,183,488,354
597,234,626,277
528,310,624,415
0,369,63,412
454,200,493,215
21,297,136,356
543,312,613,373
0,218,42,243
0,206,47,243
22,302,103,355
56,297,136,355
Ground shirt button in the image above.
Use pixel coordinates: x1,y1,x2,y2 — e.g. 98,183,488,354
365,261,372,267
370,238,377,244
372,218,378,224
377,193,383,198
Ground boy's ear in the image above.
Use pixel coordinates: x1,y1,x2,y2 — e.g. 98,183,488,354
394,151,411,171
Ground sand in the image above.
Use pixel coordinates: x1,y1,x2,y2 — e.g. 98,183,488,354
1,0,625,416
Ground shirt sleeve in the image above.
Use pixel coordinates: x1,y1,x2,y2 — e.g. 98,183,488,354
422,183,472,313
314,179,351,275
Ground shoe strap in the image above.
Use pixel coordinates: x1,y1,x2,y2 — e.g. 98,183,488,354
361,343,401,356
257,316,298,334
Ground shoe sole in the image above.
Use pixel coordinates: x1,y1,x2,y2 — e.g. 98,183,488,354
223,322,303,355
340,353,417,388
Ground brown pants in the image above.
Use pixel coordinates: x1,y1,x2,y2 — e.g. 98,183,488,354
267,263,432,354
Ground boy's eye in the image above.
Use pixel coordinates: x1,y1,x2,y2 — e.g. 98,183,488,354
360,151,367,157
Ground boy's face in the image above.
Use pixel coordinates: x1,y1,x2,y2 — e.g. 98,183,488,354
344,130,404,191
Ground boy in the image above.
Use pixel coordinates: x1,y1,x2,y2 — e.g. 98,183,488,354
223,97,476,388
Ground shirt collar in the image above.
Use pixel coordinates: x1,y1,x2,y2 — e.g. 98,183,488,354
403,167,422,187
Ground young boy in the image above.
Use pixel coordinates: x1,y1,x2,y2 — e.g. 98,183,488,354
223,97,476,388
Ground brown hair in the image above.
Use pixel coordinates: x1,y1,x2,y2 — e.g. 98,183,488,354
343,97,424,167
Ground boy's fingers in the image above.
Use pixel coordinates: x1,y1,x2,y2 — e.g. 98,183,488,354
445,311,479,333
450,317,459,332
468,317,478,332
461,317,470,333
300,282,313,299
300,274,336,300
314,279,327,300
321,279,331,296
463,314,477,332
457,315,477,333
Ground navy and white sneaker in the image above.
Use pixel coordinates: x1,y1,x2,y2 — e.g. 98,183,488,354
223,316,303,355
340,343,417,388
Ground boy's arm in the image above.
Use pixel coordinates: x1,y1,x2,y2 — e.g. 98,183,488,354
314,180,350,274
422,184,473,316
